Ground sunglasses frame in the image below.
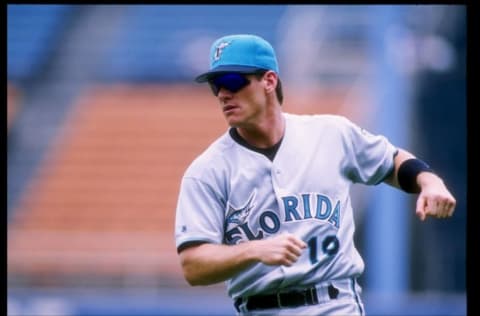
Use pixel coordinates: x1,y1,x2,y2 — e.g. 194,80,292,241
208,70,267,96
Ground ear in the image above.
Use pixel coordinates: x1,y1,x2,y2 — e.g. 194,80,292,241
263,71,278,94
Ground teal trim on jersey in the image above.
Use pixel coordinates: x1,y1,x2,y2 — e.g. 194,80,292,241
351,278,364,316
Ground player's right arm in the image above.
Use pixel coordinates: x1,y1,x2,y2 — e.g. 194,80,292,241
178,233,307,286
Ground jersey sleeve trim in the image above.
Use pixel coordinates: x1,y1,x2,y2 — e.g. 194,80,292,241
177,240,211,253
375,148,399,184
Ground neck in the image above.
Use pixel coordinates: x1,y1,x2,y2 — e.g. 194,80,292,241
236,110,285,148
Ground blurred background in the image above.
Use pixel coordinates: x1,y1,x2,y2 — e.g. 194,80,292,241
7,4,466,316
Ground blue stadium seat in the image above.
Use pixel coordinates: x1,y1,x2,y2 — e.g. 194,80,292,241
98,5,288,82
7,5,74,82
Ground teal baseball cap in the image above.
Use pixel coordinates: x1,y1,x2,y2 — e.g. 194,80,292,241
195,34,279,83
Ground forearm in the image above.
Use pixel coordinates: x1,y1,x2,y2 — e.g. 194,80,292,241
383,147,455,220
179,241,259,286
383,148,416,188
179,233,307,286
385,148,440,191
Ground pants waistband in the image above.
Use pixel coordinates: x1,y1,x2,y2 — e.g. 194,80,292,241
234,278,359,313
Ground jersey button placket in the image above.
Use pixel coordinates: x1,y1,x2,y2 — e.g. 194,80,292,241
271,165,284,194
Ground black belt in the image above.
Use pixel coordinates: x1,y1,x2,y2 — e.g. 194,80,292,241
234,284,339,312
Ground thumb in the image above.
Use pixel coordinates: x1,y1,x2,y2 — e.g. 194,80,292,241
416,195,427,221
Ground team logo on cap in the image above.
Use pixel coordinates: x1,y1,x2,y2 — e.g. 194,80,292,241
214,41,231,61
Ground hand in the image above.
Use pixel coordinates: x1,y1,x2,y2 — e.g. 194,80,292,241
251,233,307,266
415,172,456,221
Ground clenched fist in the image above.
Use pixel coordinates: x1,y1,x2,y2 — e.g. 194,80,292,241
251,233,307,266
415,172,456,221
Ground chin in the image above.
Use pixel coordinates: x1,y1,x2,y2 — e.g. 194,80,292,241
225,117,241,127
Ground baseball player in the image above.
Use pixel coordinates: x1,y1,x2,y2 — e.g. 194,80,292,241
174,34,456,315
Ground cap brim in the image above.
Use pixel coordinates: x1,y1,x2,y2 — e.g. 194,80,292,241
195,65,265,82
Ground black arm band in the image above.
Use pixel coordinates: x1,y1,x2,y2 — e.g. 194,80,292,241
397,158,434,193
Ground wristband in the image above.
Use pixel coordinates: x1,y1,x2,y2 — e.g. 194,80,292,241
397,158,434,193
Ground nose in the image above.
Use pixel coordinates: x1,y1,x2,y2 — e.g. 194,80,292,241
217,86,233,98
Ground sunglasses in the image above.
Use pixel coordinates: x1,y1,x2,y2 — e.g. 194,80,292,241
208,73,252,96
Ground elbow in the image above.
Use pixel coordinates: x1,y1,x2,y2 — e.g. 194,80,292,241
181,265,203,286
182,265,213,286
185,276,204,286
179,250,209,286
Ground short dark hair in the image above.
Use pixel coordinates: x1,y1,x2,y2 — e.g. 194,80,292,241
275,78,284,105
254,71,283,105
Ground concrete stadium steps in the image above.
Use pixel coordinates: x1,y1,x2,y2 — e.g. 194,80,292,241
8,84,350,285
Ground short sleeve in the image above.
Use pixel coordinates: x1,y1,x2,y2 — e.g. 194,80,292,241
341,118,398,185
174,176,226,251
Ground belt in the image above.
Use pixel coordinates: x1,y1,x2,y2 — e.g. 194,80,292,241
234,283,340,312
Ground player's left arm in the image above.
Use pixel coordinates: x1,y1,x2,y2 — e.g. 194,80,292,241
383,148,456,221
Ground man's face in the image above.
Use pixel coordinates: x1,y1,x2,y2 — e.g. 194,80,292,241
209,72,268,128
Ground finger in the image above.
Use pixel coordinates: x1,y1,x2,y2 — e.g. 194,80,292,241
416,196,427,221
282,253,297,266
287,244,303,257
440,199,452,218
435,199,451,218
416,209,426,221
283,234,307,249
290,236,307,249
426,199,437,217
425,197,439,217
282,242,302,258
441,201,451,218
294,239,307,249
286,251,299,261
437,204,446,218
447,200,456,217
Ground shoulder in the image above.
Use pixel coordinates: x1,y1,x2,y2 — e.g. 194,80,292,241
284,112,351,123
182,131,234,179
284,112,356,132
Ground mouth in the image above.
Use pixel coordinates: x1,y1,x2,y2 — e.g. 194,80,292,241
223,104,239,114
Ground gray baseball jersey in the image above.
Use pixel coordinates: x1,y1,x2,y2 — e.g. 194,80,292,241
175,112,397,300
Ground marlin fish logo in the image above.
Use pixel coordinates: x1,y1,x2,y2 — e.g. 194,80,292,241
225,190,257,226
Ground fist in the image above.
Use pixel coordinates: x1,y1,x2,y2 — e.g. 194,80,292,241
254,233,307,266
415,172,456,221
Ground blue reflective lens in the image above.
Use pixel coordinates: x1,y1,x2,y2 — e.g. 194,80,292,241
209,73,251,96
